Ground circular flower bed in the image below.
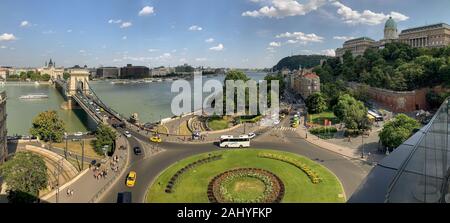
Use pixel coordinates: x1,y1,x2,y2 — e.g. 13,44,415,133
207,168,284,203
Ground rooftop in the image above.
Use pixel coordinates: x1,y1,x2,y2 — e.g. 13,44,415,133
401,23,450,34
344,37,376,44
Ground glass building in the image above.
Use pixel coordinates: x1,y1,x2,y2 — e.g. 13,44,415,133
350,98,450,203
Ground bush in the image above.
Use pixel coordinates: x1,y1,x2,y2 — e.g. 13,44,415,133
258,153,321,184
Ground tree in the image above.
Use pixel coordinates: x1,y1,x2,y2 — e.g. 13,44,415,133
0,151,48,203
333,94,368,130
30,111,66,143
63,72,70,80
305,93,327,114
379,114,420,150
93,124,117,155
41,73,51,81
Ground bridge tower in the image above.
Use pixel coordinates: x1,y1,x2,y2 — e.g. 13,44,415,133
66,69,90,109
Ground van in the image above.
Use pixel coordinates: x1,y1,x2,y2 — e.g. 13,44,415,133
117,192,132,203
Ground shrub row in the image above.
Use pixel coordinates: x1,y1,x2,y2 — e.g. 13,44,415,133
258,153,321,184
165,155,222,193
310,127,337,135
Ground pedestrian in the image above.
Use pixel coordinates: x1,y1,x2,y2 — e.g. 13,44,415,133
66,189,70,196
70,190,74,197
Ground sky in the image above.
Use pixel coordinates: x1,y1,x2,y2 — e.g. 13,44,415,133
0,0,449,69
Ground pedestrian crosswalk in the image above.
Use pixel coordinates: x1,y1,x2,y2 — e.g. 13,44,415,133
274,127,297,132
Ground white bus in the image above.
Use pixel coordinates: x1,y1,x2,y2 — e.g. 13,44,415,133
219,135,251,148
368,110,383,121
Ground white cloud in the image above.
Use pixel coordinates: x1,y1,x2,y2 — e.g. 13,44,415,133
269,41,281,47
120,22,133,28
321,49,336,57
139,6,155,16
179,58,187,63
242,0,327,18
108,19,122,24
0,46,6,49
275,32,324,44
209,43,224,51
148,49,159,52
196,58,207,62
79,50,86,53
20,21,30,27
266,47,276,53
122,36,127,40
67,29,73,33
42,30,55,34
332,1,409,25
205,38,215,43
333,36,355,41
0,33,17,41
189,25,203,31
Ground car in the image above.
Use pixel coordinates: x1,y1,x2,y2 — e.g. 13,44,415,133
117,192,132,203
124,131,132,138
273,120,280,125
150,136,162,143
247,132,256,139
133,146,142,155
89,102,94,105
74,132,83,137
126,171,137,187
95,108,100,112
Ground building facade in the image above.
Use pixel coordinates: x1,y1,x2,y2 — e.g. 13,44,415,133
399,23,450,48
0,91,7,164
120,64,150,79
0,67,8,80
96,67,119,79
38,59,64,80
150,67,175,77
336,18,450,57
290,69,321,99
335,37,377,58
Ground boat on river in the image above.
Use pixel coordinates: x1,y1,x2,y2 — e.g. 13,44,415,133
19,94,48,100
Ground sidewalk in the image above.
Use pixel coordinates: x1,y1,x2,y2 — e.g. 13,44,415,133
296,126,384,164
41,135,129,203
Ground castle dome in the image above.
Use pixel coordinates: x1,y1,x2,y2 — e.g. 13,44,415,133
385,17,397,30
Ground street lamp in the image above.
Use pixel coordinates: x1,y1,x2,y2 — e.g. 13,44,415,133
64,132,68,159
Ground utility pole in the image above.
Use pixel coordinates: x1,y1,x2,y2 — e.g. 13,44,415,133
64,132,68,159
81,139,85,170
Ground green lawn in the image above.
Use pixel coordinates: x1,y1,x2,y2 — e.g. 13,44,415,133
207,117,230,130
146,149,345,203
310,111,339,125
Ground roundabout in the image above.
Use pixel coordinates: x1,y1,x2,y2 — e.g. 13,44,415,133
146,149,346,203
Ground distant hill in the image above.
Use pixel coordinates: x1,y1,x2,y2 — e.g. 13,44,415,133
273,55,330,71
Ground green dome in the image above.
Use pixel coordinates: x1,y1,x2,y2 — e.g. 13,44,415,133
385,17,397,29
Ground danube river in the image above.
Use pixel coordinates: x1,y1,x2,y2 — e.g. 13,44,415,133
1,72,267,135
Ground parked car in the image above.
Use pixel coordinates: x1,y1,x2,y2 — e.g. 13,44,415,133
124,131,132,138
74,132,83,137
247,132,256,139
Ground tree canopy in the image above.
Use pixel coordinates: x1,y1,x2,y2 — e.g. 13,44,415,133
315,43,450,91
30,110,66,143
333,94,369,130
93,124,117,155
379,114,420,150
0,151,48,203
273,55,329,71
305,93,327,114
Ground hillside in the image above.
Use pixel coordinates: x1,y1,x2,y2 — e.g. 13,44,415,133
273,55,330,71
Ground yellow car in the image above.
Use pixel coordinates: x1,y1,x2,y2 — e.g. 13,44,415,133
126,171,137,187
150,136,162,143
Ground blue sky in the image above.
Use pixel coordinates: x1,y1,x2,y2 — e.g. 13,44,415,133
0,0,449,68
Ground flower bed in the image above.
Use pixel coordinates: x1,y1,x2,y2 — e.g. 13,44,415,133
207,168,285,203
165,155,222,193
258,153,321,184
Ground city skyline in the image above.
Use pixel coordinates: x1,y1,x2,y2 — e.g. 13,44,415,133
0,0,449,68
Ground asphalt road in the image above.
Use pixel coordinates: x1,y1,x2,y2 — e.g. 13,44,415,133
99,126,372,203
